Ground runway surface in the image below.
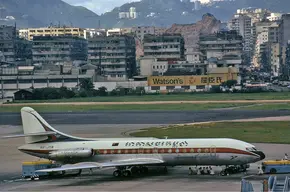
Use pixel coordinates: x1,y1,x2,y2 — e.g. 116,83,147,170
1,109,290,125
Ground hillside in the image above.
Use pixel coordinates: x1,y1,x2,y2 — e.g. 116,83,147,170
0,0,289,29
0,0,99,28
98,0,290,28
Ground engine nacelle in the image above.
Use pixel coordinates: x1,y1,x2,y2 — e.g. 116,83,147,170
48,148,94,159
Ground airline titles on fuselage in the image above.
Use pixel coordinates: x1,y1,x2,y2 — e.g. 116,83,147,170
124,140,189,148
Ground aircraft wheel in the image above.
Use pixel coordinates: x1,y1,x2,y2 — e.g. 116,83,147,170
113,170,122,177
123,170,132,177
270,168,277,174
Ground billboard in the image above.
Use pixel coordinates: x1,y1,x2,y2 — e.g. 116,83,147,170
148,75,237,86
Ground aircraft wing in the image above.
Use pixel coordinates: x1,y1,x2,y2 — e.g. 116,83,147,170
36,158,165,173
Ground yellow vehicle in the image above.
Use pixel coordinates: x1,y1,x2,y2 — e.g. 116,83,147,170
262,160,290,174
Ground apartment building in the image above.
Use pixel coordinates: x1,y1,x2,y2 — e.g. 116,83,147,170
252,21,274,67
32,36,87,70
88,35,136,81
0,25,31,63
143,34,185,61
19,27,85,41
199,30,243,71
131,26,167,41
229,14,252,64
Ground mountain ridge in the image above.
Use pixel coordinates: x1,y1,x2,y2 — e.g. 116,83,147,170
0,0,289,29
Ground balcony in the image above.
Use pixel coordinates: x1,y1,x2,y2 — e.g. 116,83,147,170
143,42,180,46
33,51,70,55
144,48,180,53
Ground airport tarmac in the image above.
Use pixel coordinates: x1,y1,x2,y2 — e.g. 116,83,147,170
1,109,290,191
2,109,290,125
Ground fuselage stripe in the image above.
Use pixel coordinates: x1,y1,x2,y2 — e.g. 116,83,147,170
20,147,256,156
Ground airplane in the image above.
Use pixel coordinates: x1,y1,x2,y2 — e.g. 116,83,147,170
3,107,265,178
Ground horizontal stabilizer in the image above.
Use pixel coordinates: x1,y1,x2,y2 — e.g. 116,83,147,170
1,131,56,139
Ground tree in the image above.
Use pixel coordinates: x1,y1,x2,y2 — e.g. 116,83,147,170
79,79,94,91
97,86,108,96
59,87,75,99
221,80,238,89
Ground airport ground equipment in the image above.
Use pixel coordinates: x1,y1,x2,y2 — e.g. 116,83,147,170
240,179,254,192
220,165,249,176
266,176,290,192
262,160,290,174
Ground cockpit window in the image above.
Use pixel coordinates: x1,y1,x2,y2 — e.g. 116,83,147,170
246,147,257,151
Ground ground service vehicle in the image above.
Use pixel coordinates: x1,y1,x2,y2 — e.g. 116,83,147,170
262,160,290,174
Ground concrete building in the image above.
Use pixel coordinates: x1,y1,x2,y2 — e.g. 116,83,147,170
0,66,95,98
131,26,167,41
139,57,205,76
0,25,32,63
229,14,252,65
0,25,16,40
267,13,282,22
129,7,138,19
252,21,274,67
88,35,136,81
119,12,130,19
280,14,290,47
121,28,133,35
18,29,29,40
107,28,122,36
269,43,281,76
84,28,106,39
199,30,243,71
143,34,185,61
19,26,85,41
268,23,280,43
32,36,87,71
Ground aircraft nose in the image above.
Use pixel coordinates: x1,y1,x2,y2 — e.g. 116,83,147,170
254,151,266,160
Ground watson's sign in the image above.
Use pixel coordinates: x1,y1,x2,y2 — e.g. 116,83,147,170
148,75,237,86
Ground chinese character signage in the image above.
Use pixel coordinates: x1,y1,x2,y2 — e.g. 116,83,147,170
148,75,237,86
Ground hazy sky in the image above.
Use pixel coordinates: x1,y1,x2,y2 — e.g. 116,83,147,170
63,0,139,15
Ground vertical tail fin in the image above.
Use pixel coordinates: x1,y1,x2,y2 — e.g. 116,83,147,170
21,107,85,144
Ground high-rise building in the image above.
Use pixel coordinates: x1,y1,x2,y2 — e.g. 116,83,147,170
229,14,252,65
199,30,243,71
0,25,31,63
280,14,290,76
88,35,136,80
32,36,87,70
129,7,137,19
252,20,273,67
143,34,185,61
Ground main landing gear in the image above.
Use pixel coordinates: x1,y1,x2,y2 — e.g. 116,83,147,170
220,165,249,176
113,166,167,178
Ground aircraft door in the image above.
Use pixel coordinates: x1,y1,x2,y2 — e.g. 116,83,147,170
210,145,217,158
138,148,144,155
153,147,159,158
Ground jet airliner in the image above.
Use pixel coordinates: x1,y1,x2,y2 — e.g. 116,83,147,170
4,107,265,177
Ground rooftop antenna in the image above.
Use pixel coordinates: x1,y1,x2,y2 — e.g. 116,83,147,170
98,20,101,29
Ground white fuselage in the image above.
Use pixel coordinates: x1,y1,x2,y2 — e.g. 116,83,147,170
19,138,263,166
